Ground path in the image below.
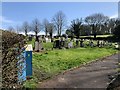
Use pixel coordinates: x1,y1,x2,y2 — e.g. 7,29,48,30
38,53,120,89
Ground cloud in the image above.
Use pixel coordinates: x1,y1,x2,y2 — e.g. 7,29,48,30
0,16,14,23
110,14,118,19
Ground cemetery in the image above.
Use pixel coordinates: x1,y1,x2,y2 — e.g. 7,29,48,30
2,19,120,89
1,2,120,89
23,35,119,88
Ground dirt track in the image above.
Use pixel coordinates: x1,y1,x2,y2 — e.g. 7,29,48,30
38,53,120,89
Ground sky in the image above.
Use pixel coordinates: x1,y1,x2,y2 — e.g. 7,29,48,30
1,2,119,35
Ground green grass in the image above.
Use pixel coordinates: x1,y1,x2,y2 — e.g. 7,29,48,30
24,47,118,88
42,42,53,50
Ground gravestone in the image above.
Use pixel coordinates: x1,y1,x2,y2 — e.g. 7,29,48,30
68,40,73,48
73,38,76,42
99,41,103,47
89,41,94,47
80,39,84,47
76,39,79,46
28,36,32,41
53,38,60,49
39,37,43,51
64,38,68,48
34,36,43,52
34,41,39,52
114,43,119,49
45,37,48,43
60,37,65,47
102,41,105,46
97,40,100,47
86,39,90,46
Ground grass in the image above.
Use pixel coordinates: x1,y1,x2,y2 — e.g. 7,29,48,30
42,42,53,50
23,47,118,88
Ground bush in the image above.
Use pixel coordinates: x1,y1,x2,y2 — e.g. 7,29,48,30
2,30,25,88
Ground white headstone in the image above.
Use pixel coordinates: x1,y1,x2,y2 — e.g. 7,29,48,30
68,41,73,48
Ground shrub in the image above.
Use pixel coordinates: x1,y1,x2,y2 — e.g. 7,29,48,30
2,30,25,88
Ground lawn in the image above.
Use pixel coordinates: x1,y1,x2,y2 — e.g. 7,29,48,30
24,47,118,88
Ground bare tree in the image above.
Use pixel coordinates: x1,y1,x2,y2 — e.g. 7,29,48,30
43,19,49,36
85,13,109,38
21,21,30,36
47,23,54,41
52,11,66,36
31,18,41,40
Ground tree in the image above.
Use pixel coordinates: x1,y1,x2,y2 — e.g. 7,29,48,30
66,28,73,37
113,24,120,41
43,19,49,36
31,18,41,40
85,13,109,38
52,11,66,36
22,21,30,36
80,24,91,36
71,18,82,39
47,23,54,41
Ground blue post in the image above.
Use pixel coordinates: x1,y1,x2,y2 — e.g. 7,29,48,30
26,51,32,77
25,44,33,78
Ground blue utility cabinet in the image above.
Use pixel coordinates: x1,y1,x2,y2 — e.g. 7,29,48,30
25,44,33,78
26,51,32,77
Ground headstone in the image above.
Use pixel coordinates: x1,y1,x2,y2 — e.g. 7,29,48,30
114,43,119,49
73,38,76,42
39,37,43,51
34,41,39,52
64,38,68,48
60,37,65,47
68,40,73,48
80,39,84,47
102,40,106,46
86,39,90,46
45,37,48,43
53,37,60,49
76,39,79,46
99,41,103,47
97,40,100,47
29,36,32,41
90,41,94,47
